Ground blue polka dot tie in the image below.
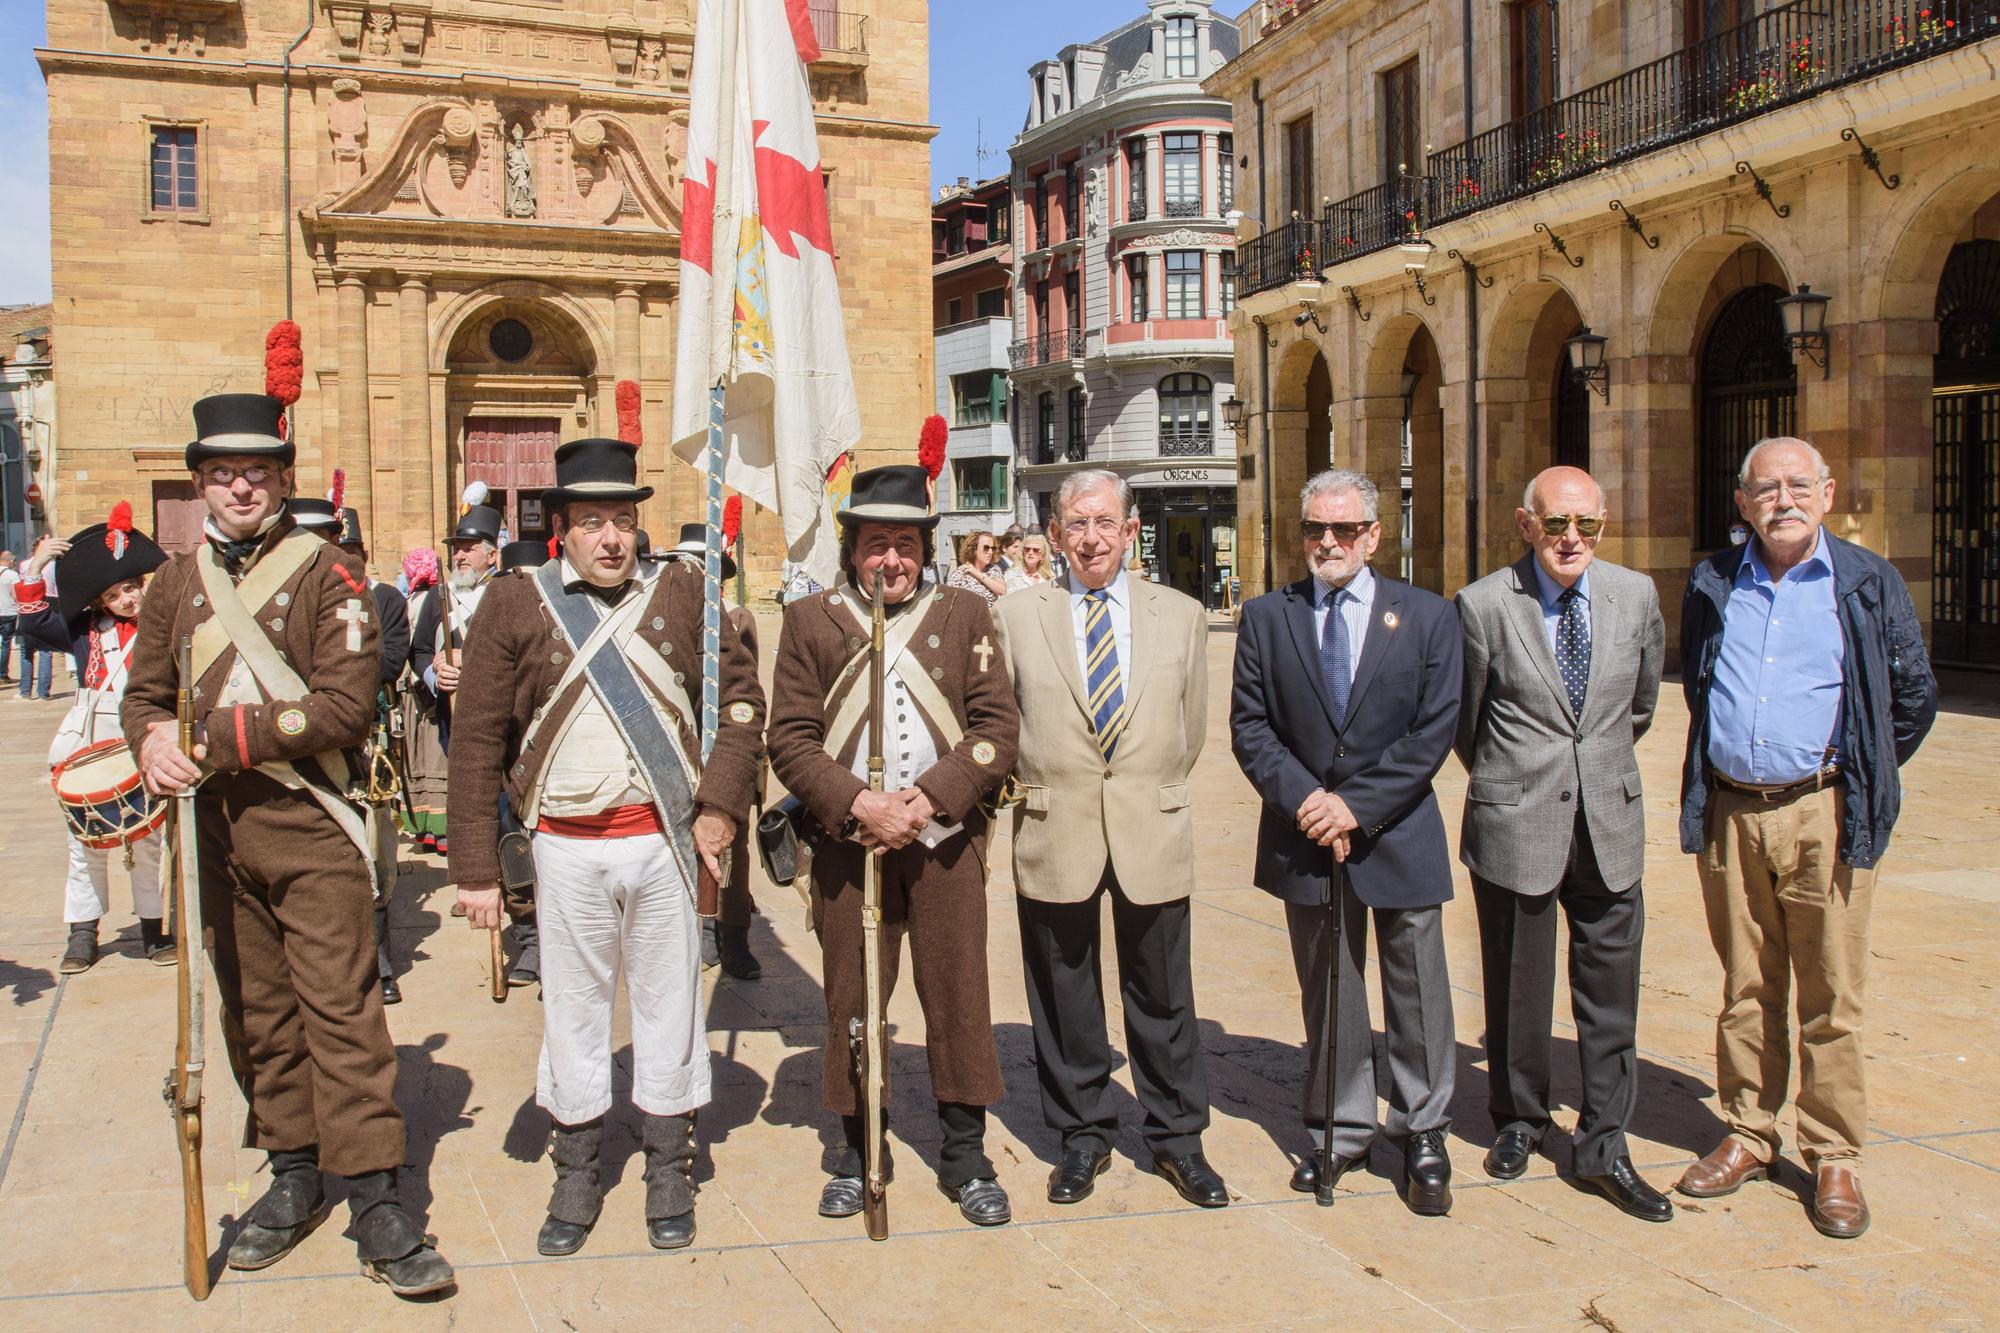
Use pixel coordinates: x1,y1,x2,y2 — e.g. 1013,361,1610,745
1557,586,1590,717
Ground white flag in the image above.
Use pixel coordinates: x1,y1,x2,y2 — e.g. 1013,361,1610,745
672,0,861,590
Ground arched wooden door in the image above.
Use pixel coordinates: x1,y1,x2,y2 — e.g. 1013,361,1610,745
1933,238,2000,665
1697,284,1796,550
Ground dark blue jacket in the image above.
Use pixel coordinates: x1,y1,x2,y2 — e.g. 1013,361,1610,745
1679,531,1937,868
1231,574,1462,909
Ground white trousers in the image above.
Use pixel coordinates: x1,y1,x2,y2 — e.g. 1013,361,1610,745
533,830,709,1124
64,831,163,924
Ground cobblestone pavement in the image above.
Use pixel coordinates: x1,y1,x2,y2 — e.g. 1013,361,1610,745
1,622,1996,1330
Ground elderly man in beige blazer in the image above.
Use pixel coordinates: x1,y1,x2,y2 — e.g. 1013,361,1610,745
993,469,1223,1210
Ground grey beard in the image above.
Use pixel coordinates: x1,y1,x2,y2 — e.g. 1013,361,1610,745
449,569,481,591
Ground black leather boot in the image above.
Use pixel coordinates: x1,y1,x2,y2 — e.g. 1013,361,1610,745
716,924,761,981
641,1113,697,1249
227,1147,329,1270
349,1169,455,1297
59,920,98,975
140,916,177,965
538,1118,604,1256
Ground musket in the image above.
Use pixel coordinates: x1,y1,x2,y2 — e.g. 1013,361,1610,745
847,568,891,1241
163,635,211,1298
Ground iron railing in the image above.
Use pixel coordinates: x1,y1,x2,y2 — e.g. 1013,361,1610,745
1164,197,1204,219
1009,327,1090,368
1231,217,1321,297
808,6,868,55
1237,0,1999,298
1160,428,1215,456
1033,438,1091,465
1129,195,1149,221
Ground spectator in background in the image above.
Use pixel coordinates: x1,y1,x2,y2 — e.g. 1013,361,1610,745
948,530,1006,606
996,526,1024,577
17,550,54,700
1004,534,1057,594
0,549,18,685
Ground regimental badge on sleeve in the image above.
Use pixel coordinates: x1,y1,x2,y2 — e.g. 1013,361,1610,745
728,701,756,725
277,708,308,736
972,740,997,766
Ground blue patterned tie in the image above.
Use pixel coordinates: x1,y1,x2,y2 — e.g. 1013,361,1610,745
1321,586,1351,726
1557,587,1590,716
1083,588,1127,760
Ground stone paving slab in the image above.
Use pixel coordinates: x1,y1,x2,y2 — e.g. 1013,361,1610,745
0,624,1996,1330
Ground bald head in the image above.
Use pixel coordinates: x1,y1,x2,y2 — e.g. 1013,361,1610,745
1522,466,1605,515
1517,465,1607,588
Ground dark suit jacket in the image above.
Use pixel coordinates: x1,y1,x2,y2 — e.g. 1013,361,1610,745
1230,573,1462,909
370,580,409,689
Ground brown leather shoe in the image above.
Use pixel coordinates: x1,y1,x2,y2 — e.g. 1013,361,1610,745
1811,1164,1870,1239
1675,1139,1769,1198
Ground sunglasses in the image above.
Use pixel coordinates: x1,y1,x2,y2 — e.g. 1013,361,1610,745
1535,513,1604,538
1300,520,1374,543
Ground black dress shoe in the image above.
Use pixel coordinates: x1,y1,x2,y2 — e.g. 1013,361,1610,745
1403,1128,1453,1216
1047,1148,1112,1204
1484,1128,1539,1181
941,1177,1012,1226
1576,1156,1675,1223
1153,1151,1229,1208
379,975,402,1006
819,1175,865,1218
362,1242,456,1297
648,1212,696,1249
537,1215,591,1256
1291,1152,1362,1194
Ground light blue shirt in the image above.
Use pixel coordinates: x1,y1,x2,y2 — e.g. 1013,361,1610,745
1312,564,1376,688
1707,529,1844,785
1066,567,1134,682
1531,562,1590,656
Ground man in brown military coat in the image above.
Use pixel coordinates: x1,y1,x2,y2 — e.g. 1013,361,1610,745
767,464,1020,1228
124,392,455,1298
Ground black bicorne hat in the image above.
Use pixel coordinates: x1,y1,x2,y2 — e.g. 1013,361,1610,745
449,504,505,545
289,498,339,532
186,393,295,469
836,465,939,530
499,539,551,572
57,505,168,622
667,521,738,580
542,438,655,509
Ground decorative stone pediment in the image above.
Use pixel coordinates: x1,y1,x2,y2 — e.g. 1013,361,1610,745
112,0,238,55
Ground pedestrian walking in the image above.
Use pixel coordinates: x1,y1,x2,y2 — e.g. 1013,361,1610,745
993,469,1225,1210
1674,436,1937,1240
1229,468,1462,1215
1455,465,1672,1221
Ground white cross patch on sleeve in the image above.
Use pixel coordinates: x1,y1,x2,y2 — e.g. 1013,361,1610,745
336,599,369,653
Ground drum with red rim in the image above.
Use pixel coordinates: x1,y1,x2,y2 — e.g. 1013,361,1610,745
51,738,167,850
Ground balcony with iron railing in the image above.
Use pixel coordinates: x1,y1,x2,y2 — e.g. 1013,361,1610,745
1160,427,1216,456
1234,0,2000,299
1009,327,1091,368
1163,197,1205,219
1129,195,1149,222
807,6,869,60
1032,436,1091,465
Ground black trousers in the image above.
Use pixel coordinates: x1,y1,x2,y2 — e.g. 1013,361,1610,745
1472,815,1644,1176
1016,865,1210,1159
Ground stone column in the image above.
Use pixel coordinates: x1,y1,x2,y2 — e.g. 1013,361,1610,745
1201,131,1220,217
614,285,643,383
335,271,372,532
1203,249,1223,319
397,274,432,561
1144,132,1163,218
1146,251,1165,321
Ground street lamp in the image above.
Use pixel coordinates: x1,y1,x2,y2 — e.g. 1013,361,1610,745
1564,326,1610,402
1222,394,1246,435
1776,284,1832,377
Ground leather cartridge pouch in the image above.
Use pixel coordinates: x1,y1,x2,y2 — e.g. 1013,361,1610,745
757,796,807,886
497,830,537,900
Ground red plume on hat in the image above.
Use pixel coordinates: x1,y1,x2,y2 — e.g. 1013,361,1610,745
106,501,134,559
265,320,303,441
616,380,642,447
722,494,743,547
327,468,346,512
918,414,948,480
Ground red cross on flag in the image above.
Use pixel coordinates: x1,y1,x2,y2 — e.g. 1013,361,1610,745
673,0,860,591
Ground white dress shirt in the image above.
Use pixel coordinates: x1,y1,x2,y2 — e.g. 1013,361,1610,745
1311,564,1377,687
539,559,658,817
1065,566,1134,681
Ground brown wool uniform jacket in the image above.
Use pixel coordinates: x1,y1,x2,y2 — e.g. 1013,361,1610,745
123,519,381,779
767,583,1019,844
445,560,766,886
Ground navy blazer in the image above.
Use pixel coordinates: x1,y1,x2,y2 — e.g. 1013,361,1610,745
1230,573,1463,909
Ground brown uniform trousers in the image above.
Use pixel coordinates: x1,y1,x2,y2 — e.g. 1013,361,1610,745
811,832,1002,1116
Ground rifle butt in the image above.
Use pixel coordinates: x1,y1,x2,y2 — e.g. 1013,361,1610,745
178,1109,210,1299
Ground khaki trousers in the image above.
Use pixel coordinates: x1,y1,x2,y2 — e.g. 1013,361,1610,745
1697,783,1876,1168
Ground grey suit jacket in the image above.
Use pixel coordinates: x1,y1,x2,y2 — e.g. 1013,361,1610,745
1454,555,1664,895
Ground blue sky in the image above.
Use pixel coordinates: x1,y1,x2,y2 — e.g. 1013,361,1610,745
0,1,1188,304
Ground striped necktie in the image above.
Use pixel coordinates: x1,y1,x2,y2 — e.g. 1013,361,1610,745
1083,587,1127,760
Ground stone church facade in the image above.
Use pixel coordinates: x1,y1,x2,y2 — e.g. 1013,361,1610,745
41,0,929,590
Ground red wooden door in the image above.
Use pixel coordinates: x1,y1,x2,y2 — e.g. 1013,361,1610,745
463,417,560,538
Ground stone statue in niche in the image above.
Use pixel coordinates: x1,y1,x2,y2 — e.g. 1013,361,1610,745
365,11,393,56
505,123,537,218
1084,168,1104,237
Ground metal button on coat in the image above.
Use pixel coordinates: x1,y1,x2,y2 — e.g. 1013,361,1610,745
552,652,565,664
275,592,290,607
270,619,284,631
927,635,940,648
652,617,666,631
1560,791,1572,803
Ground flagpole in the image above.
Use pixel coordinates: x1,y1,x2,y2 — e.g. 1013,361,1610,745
703,385,723,762
698,0,740,766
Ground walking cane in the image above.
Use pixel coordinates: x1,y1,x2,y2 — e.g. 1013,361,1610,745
1315,852,1347,1208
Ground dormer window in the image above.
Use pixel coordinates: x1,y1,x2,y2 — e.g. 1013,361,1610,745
1164,16,1197,79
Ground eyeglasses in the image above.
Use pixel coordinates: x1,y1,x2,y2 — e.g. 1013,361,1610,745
199,465,274,487
1061,517,1129,538
1535,513,1605,538
1300,520,1374,544
567,513,639,534
1744,477,1822,504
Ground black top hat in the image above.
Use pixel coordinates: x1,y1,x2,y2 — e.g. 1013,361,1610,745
837,465,939,530
668,522,738,580
289,498,340,532
449,504,504,545
499,539,551,572
186,393,295,469
335,507,365,548
542,438,654,509
57,507,168,622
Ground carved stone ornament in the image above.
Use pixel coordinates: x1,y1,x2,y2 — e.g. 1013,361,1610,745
1084,168,1104,238
441,106,477,188
605,15,641,81
570,118,606,197
327,77,368,187
638,38,664,82
327,0,364,59
115,0,233,55
1128,227,1224,249
365,10,393,55
390,1,430,65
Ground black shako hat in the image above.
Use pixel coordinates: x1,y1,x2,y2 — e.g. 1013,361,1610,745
186,393,295,470
449,504,504,546
289,498,340,532
335,507,366,548
836,465,939,530
57,508,168,622
499,539,550,572
668,522,738,581
543,437,654,509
